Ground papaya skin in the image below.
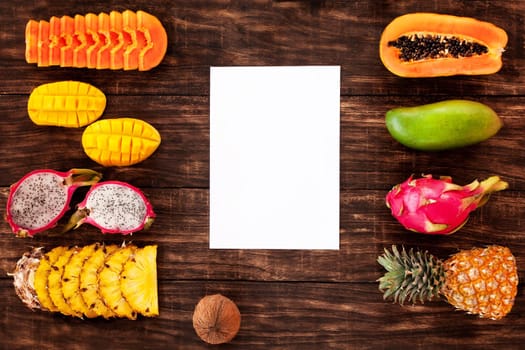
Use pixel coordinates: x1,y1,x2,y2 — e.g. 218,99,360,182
385,100,502,151
379,13,508,77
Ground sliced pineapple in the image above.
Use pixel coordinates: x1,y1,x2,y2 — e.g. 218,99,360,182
80,243,119,319
99,244,137,319
33,246,69,312
121,245,158,317
62,243,98,318
48,246,83,317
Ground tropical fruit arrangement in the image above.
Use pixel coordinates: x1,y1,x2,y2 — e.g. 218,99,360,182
379,12,518,320
3,7,519,348
25,10,167,71
11,243,158,319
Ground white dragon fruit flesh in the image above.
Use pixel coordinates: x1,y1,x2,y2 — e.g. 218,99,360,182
5,169,102,237
63,180,155,234
386,174,508,235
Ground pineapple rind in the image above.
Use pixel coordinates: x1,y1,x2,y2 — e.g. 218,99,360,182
80,243,119,319
63,243,98,318
34,246,68,312
47,247,83,317
121,245,158,316
442,245,518,320
99,245,137,320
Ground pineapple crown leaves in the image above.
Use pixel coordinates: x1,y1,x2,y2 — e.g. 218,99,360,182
377,245,446,305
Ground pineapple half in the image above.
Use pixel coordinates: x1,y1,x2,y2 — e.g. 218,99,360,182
10,243,159,319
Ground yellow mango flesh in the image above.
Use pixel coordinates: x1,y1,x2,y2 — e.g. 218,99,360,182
82,117,161,167
28,81,106,128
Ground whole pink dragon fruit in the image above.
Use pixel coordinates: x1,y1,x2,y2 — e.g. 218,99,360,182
63,180,155,234
5,169,102,237
386,174,508,234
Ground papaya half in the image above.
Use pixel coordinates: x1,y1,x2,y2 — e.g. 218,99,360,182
379,13,508,77
25,10,167,71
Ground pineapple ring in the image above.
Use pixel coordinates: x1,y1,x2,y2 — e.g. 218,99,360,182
62,243,99,318
47,247,83,317
121,245,158,317
99,245,137,319
34,246,69,312
80,243,119,319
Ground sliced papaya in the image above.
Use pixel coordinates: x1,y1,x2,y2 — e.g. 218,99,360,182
28,81,106,128
25,10,167,71
379,13,508,77
82,118,161,167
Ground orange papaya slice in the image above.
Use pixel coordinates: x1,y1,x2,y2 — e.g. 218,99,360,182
73,14,88,68
37,20,50,67
60,15,75,67
137,10,168,71
82,118,161,167
96,12,112,70
48,16,64,66
25,20,38,63
379,13,508,77
109,11,125,70
28,81,106,128
25,11,167,71
122,10,141,70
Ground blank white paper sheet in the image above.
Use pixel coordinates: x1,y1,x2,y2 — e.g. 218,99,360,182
209,66,340,249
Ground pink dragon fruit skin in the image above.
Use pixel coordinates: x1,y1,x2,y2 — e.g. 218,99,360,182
386,174,508,234
5,169,102,237
63,180,155,234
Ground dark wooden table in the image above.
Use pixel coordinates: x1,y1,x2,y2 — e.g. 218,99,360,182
1,1,524,349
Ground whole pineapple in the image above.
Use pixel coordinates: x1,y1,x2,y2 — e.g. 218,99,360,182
377,245,518,320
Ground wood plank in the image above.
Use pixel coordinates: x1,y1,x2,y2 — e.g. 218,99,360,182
0,1,523,96
1,188,522,283
0,279,523,350
1,95,525,190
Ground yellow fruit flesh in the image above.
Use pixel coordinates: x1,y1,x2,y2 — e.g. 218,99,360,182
62,244,98,318
27,81,106,128
80,244,119,319
121,245,158,316
47,247,83,317
17,243,159,319
82,117,161,167
33,246,68,312
442,245,518,320
99,245,137,319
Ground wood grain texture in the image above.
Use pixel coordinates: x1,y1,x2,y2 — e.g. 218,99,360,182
1,0,525,349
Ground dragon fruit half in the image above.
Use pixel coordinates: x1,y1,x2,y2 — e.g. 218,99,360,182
386,174,508,234
5,169,102,237
63,180,155,234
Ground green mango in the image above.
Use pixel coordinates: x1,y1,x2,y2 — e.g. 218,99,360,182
385,100,502,151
